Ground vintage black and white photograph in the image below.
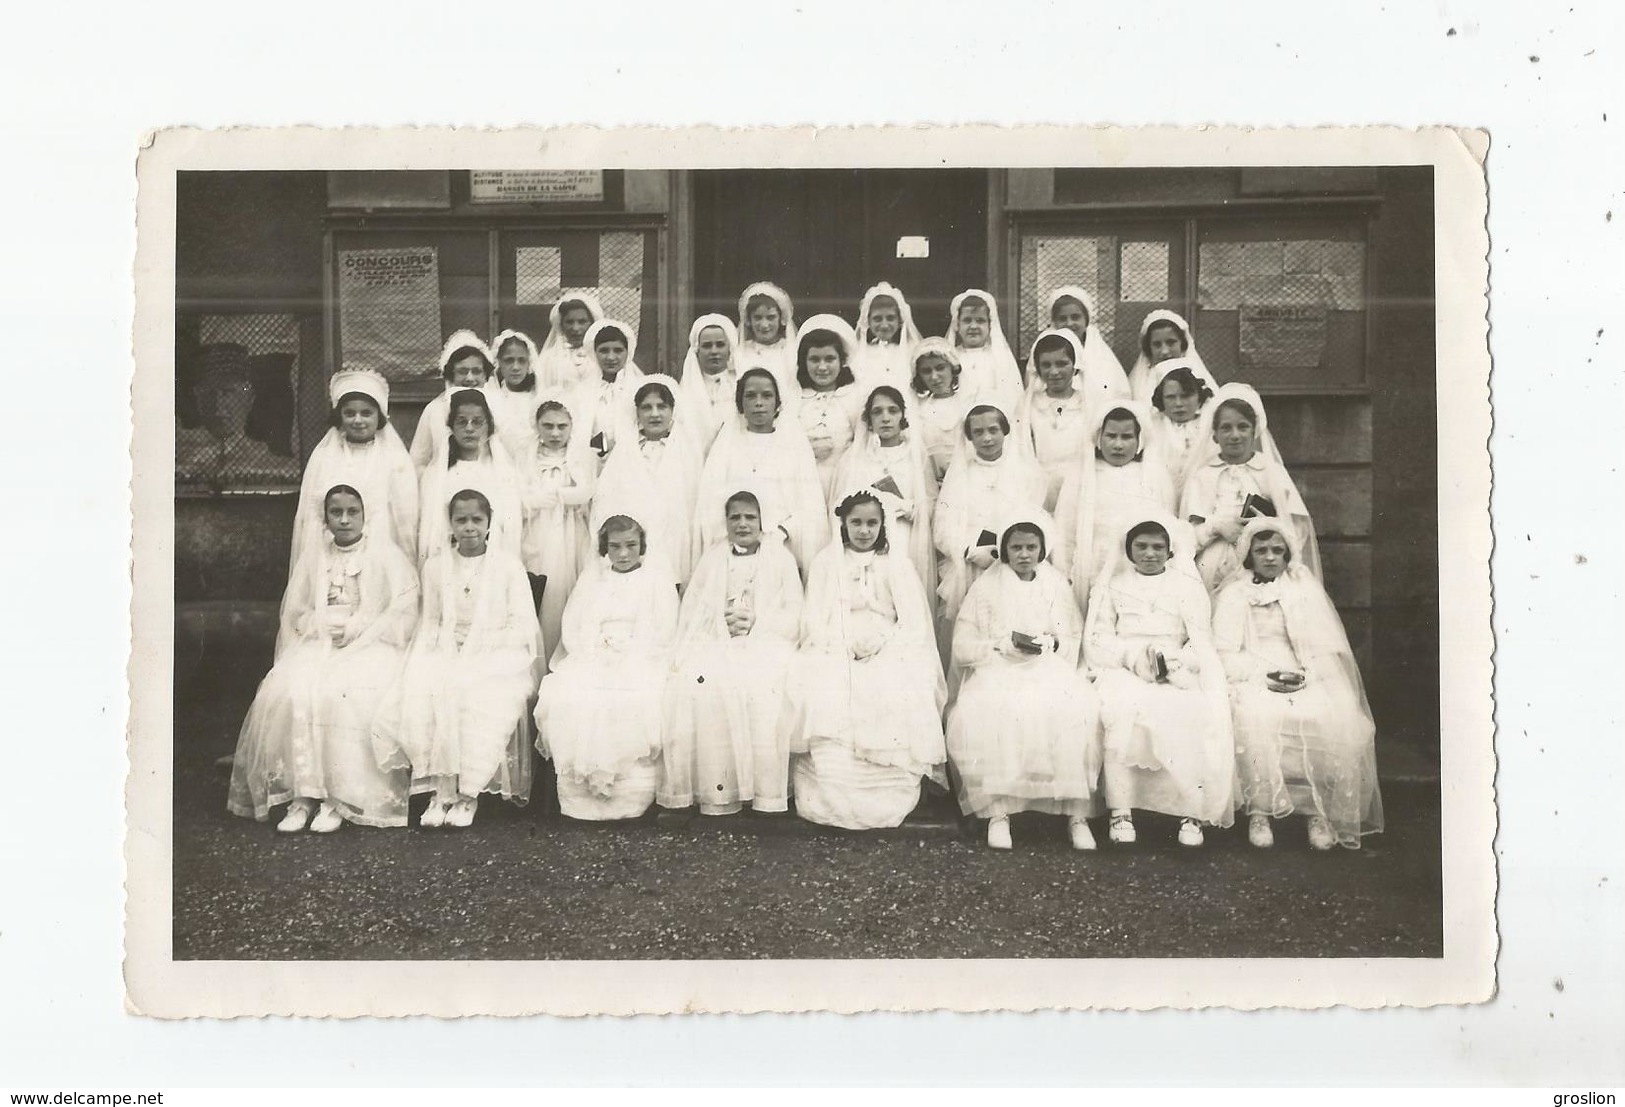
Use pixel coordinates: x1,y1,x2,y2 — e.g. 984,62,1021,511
127,126,1493,1017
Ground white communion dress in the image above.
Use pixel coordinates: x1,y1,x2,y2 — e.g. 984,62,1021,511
1085,519,1234,826
534,557,680,820
372,545,538,805
1212,518,1383,847
228,532,419,827
659,536,804,814
946,556,1103,819
786,542,947,829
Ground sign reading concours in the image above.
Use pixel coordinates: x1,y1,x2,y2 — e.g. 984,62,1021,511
337,247,443,381
470,170,605,204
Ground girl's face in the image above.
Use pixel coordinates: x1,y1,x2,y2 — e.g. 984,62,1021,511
594,338,627,379
450,498,491,555
1130,532,1170,575
696,326,732,375
1147,322,1187,364
338,397,382,444
497,342,530,388
1213,406,1258,464
726,500,763,550
636,392,672,439
450,401,491,458
1249,533,1290,581
740,376,780,432
449,354,488,387
324,492,365,546
747,301,783,344
604,527,643,573
1099,416,1141,466
560,306,594,347
867,297,901,344
1035,347,1076,395
844,502,884,552
917,354,955,397
1051,297,1089,342
535,407,572,452
1158,378,1201,425
1004,530,1043,578
967,411,1006,461
957,304,990,348
867,395,905,446
805,344,843,390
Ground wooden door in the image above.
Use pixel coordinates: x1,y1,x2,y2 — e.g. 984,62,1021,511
692,169,988,341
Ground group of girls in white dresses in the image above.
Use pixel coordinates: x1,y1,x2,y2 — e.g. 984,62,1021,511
228,280,1382,853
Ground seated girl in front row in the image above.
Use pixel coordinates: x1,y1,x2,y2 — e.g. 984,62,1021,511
659,491,804,816
228,484,419,832
535,515,680,821
946,516,1103,851
787,492,947,830
374,490,538,829
1213,518,1383,850
1085,516,1234,847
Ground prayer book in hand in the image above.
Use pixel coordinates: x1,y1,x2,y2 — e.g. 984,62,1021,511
1241,493,1278,519
870,474,903,497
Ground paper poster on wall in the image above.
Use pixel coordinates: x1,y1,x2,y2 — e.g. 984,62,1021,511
337,246,443,381
1118,241,1169,302
515,246,563,306
1238,304,1329,371
470,170,604,204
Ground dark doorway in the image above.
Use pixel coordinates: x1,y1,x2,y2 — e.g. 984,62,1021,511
692,169,988,339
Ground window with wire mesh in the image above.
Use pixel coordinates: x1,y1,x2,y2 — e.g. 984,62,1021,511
1194,227,1367,388
176,313,305,493
1016,234,1119,356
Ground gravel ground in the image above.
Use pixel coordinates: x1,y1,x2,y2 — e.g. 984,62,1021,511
174,682,1441,961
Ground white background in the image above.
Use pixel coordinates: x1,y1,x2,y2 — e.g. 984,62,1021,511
2,0,1620,1087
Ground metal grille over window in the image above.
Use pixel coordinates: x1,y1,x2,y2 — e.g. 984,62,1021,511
1017,234,1118,354
177,313,304,493
1196,235,1367,384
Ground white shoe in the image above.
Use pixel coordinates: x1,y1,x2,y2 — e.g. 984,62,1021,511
986,815,1012,850
1178,818,1205,847
1248,814,1274,849
419,796,451,829
276,799,315,833
1108,812,1136,845
445,796,478,828
309,803,344,834
1068,817,1097,851
1307,816,1336,851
